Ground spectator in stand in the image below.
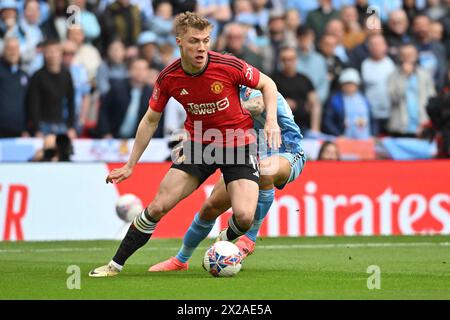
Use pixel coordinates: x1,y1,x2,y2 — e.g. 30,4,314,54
20,1,43,44
26,40,76,139
305,0,340,39
26,0,51,24
341,5,366,51
368,0,403,22
259,10,295,75
96,39,128,95
232,0,257,39
196,0,232,41
388,44,436,137
40,0,69,41
317,140,341,160
215,22,263,70
412,14,447,91
424,0,447,21
403,0,425,24
285,0,320,22
67,26,102,84
361,34,396,135
296,25,330,105
232,0,257,42
101,0,142,48
169,0,197,15
70,0,101,43
97,0,154,24
0,37,29,138
426,68,450,158
62,40,90,135
137,31,164,71
19,0,44,74
355,0,369,26
0,0,27,52
285,8,302,45
347,14,383,70
318,33,345,94
272,46,322,135
251,0,270,34
31,133,73,162
97,59,163,139
148,1,176,47
440,0,450,59
429,20,444,42
324,19,349,64
158,41,177,68
233,0,253,18
322,68,374,139
233,12,260,53
384,9,412,63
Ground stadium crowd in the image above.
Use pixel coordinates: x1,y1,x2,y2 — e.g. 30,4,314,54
0,0,449,156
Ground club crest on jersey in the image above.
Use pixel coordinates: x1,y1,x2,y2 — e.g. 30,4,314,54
211,81,224,94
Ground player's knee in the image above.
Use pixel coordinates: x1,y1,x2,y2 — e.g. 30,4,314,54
258,174,275,190
199,200,221,220
234,213,254,232
147,201,166,220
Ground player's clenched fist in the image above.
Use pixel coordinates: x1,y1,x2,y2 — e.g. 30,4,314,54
264,119,282,150
106,165,133,184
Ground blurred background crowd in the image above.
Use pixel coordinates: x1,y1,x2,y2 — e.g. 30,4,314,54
0,0,449,160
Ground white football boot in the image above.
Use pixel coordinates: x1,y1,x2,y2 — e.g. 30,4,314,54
89,262,121,277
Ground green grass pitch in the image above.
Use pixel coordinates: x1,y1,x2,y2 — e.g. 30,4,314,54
1,236,449,300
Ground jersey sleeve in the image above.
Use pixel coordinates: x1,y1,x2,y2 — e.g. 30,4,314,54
240,86,263,102
229,56,261,89
148,79,170,113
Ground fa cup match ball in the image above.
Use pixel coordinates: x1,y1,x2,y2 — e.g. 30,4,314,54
203,241,243,277
115,194,143,222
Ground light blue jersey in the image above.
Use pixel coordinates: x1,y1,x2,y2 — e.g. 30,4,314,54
173,89,307,265
240,86,304,157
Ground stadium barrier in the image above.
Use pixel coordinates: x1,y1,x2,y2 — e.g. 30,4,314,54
0,160,449,241
0,137,438,162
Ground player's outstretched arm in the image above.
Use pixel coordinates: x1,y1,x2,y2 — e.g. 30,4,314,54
255,73,281,150
106,109,162,184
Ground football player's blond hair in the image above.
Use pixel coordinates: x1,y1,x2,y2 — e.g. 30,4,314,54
174,12,213,37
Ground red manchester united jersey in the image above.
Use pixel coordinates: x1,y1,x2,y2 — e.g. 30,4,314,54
148,51,261,146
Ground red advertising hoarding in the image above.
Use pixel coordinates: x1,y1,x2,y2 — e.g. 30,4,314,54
108,160,450,238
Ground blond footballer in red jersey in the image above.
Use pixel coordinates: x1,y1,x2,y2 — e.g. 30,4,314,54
90,12,280,277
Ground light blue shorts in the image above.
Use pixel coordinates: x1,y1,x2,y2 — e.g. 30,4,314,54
274,150,306,190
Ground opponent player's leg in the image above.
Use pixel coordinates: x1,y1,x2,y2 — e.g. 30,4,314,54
149,177,231,271
89,169,200,277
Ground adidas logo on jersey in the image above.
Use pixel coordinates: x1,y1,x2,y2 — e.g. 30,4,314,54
180,89,189,95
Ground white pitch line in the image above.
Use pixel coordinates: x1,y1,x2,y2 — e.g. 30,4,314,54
0,242,449,254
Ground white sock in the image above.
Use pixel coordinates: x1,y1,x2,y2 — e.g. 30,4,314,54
109,260,123,271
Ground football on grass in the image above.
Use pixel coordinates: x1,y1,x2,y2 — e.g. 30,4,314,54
203,241,243,277
115,194,143,222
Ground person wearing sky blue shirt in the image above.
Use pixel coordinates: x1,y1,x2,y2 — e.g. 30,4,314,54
296,25,330,105
387,44,436,137
72,0,101,43
149,87,307,272
285,0,319,21
196,0,232,41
